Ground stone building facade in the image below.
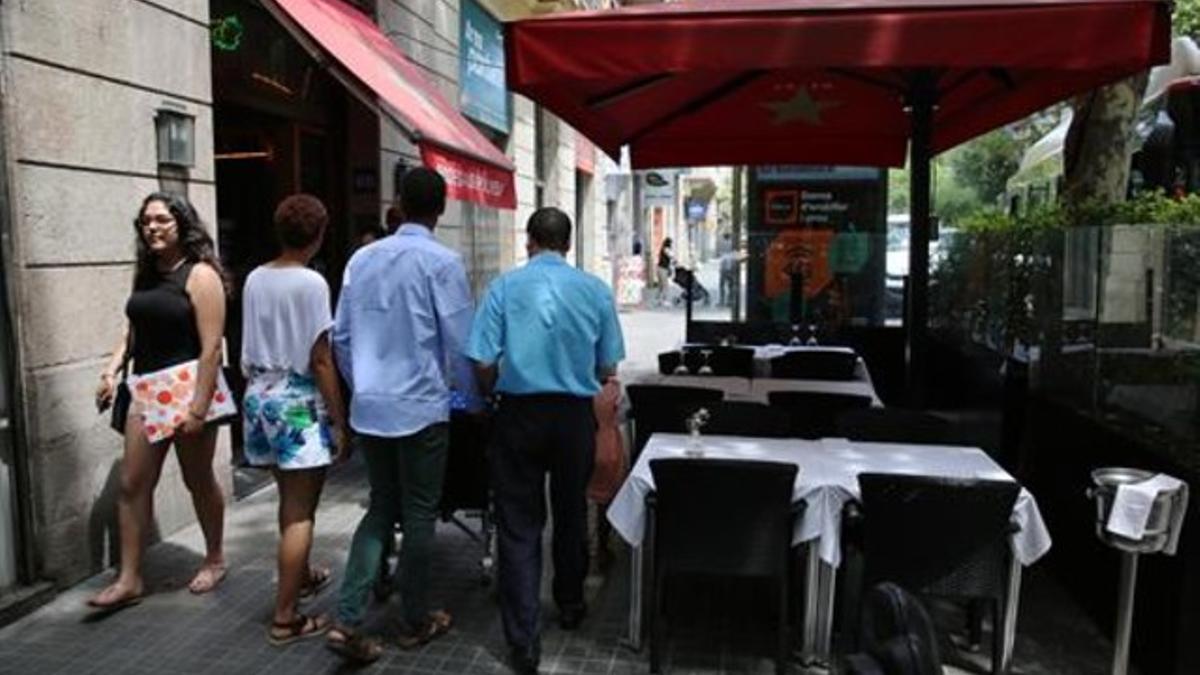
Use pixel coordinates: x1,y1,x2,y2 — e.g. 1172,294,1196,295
0,0,620,601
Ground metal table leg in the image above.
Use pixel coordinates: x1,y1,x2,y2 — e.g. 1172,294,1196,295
815,559,837,665
798,545,836,668
1001,556,1023,675
623,543,643,651
799,543,821,665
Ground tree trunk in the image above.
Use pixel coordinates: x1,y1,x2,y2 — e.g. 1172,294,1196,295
1062,74,1150,209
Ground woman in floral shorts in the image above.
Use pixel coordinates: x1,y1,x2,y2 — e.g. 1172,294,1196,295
244,372,335,469
241,194,349,646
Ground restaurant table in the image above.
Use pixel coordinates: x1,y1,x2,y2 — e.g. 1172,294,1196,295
606,433,1052,667
632,356,883,406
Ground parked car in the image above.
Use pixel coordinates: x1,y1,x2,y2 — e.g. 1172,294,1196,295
885,214,957,322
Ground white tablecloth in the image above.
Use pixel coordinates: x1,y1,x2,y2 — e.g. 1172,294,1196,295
681,344,858,378
606,434,1052,568
632,358,882,406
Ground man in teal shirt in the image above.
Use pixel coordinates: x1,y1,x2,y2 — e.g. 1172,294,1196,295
468,207,625,675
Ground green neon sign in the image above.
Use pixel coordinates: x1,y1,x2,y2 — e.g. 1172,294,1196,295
212,15,244,52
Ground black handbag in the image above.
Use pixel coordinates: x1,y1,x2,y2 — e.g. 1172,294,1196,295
109,378,131,434
838,583,943,675
109,334,133,434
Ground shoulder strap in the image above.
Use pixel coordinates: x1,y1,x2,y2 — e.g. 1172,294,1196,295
174,260,197,284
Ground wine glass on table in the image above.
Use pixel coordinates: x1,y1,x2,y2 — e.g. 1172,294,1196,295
788,324,802,346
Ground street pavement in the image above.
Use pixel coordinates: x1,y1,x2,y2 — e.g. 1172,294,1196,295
0,308,1127,674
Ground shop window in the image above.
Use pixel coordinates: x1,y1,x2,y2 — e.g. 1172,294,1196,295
535,105,546,209
1063,226,1099,321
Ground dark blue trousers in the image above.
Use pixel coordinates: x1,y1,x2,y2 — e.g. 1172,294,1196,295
489,394,596,657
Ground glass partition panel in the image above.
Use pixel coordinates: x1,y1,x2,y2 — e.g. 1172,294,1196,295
929,220,1200,469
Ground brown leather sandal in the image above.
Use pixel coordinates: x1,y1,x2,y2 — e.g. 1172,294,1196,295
396,610,453,650
326,626,385,663
268,613,331,647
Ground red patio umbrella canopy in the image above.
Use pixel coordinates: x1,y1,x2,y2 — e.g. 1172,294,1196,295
505,0,1171,168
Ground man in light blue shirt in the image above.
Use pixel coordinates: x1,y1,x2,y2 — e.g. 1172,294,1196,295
328,168,479,660
467,207,625,674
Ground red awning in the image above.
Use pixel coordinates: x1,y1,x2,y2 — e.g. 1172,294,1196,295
266,0,515,208
506,0,1171,168
576,132,596,174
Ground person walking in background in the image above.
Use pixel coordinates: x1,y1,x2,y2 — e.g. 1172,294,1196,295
718,232,741,307
240,194,349,645
656,237,675,307
326,168,482,663
90,193,230,609
467,207,626,675
355,219,387,250
384,204,404,236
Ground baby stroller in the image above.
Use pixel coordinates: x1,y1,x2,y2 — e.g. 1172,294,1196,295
672,266,711,307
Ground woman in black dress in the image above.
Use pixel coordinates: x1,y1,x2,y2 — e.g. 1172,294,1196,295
90,193,229,608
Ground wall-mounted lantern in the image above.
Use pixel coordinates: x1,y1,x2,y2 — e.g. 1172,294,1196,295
155,108,195,168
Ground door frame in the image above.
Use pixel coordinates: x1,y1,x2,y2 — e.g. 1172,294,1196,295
0,16,35,585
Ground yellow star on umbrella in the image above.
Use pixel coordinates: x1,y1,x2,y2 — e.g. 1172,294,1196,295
763,89,841,125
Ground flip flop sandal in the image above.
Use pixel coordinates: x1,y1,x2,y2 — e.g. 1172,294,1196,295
396,610,453,650
326,627,385,663
86,592,144,612
268,613,331,647
299,566,332,600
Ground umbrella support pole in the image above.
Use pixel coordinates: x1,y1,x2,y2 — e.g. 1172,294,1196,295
905,71,936,407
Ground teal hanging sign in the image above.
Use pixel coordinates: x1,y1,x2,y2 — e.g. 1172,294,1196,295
459,0,509,133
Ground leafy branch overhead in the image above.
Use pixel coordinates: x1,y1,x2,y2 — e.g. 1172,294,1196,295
1176,0,1200,37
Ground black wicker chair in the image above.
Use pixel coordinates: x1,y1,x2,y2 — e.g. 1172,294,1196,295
681,401,791,438
693,346,756,377
835,408,954,445
626,384,724,463
768,350,859,380
657,350,683,375
840,473,1020,675
656,350,708,375
660,347,756,377
647,458,802,674
767,391,874,439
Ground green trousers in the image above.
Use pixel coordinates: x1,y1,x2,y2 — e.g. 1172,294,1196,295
336,423,448,628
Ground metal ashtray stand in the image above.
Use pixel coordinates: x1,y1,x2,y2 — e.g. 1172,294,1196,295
1088,468,1188,675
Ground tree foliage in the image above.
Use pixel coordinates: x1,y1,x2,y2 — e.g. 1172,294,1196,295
888,0,1200,224
948,130,1023,207
887,167,910,213
888,154,989,224
932,192,1200,355
1177,0,1200,37
889,107,1064,222
957,191,1200,231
